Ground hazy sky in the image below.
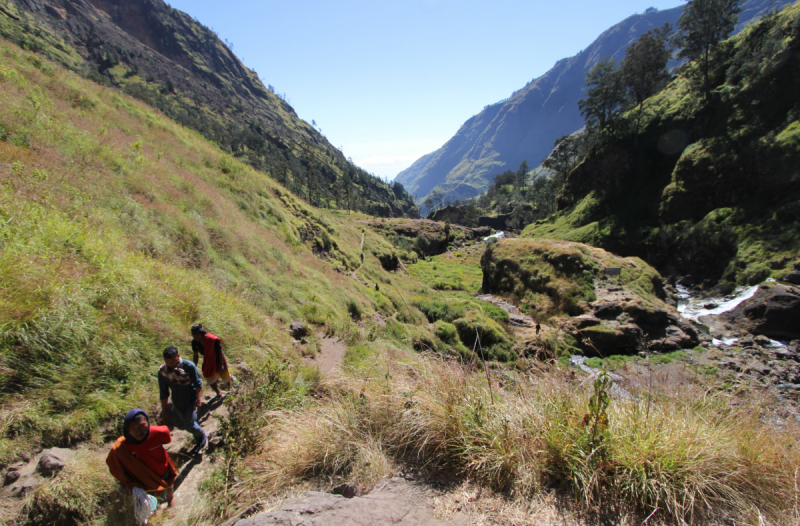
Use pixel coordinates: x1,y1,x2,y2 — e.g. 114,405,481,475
165,0,683,180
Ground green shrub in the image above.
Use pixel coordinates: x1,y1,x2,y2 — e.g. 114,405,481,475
400,250,418,264
412,297,464,323
484,304,509,324
221,360,298,458
346,299,363,320
452,311,513,361
741,262,771,285
430,279,465,291
433,320,459,343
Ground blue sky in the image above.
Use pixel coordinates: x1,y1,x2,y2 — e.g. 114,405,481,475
165,0,683,180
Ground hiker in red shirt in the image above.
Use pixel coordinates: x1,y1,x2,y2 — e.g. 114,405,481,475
191,324,235,400
106,409,177,507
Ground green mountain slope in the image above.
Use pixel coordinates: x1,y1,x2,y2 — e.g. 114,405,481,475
0,0,417,217
0,37,430,466
396,0,780,205
525,2,800,285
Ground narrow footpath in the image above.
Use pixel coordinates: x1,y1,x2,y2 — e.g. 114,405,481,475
161,394,229,526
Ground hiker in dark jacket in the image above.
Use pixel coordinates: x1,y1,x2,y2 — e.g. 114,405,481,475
158,346,207,456
191,324,234,400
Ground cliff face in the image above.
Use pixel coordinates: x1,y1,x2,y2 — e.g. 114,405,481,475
1,0,418,216
396,0,779,204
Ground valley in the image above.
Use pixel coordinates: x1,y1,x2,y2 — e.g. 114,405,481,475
0,0,799,525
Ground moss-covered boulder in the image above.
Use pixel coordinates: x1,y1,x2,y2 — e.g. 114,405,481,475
481,238,700,355
481,239,599,317
452,311,514,361
576,325,642,355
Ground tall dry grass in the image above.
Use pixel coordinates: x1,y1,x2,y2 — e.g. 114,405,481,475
220,348,800,525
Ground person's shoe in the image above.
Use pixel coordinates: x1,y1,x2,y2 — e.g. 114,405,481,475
189,436,207,457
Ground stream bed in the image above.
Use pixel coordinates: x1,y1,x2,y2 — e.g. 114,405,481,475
676,279,786,347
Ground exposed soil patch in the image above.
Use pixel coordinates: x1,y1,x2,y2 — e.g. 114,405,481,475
161,395,229,526
305,332,347,377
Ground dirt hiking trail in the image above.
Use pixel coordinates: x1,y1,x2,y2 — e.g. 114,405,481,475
252,326,586,525
308,332,347,377
158,392,229,526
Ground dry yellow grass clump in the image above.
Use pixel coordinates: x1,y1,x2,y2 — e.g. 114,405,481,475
219,346,800,526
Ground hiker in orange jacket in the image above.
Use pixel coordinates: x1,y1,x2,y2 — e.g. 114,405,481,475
191,323,235,400
106,409,177,507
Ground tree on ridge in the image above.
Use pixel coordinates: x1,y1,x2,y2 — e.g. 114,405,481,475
672,0,742,101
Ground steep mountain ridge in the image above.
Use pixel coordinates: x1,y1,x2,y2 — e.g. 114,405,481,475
0,0,417,216
397,0,779,204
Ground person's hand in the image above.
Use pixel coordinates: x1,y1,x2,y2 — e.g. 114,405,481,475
161,414,170,426
195,397,202,408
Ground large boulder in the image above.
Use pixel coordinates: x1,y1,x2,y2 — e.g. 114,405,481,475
574,324,643,355
649,325,696,352
721,283,800,341
484,238,701,356
235,477,449,526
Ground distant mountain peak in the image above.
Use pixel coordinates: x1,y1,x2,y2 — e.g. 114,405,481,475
396,0,781,205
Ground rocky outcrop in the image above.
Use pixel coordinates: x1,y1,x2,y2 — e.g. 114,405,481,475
427,205,464,224
2,447,75,499
718,282,800,341
290,322,308,339
783,260,800,285
482,238,701,356
234,476,452,526
713,340,800,394
36,448,70,477
563,299,700,356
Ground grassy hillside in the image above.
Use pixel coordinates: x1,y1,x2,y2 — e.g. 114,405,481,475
525,2,800,286
0,0,417,217
0,37,428,469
